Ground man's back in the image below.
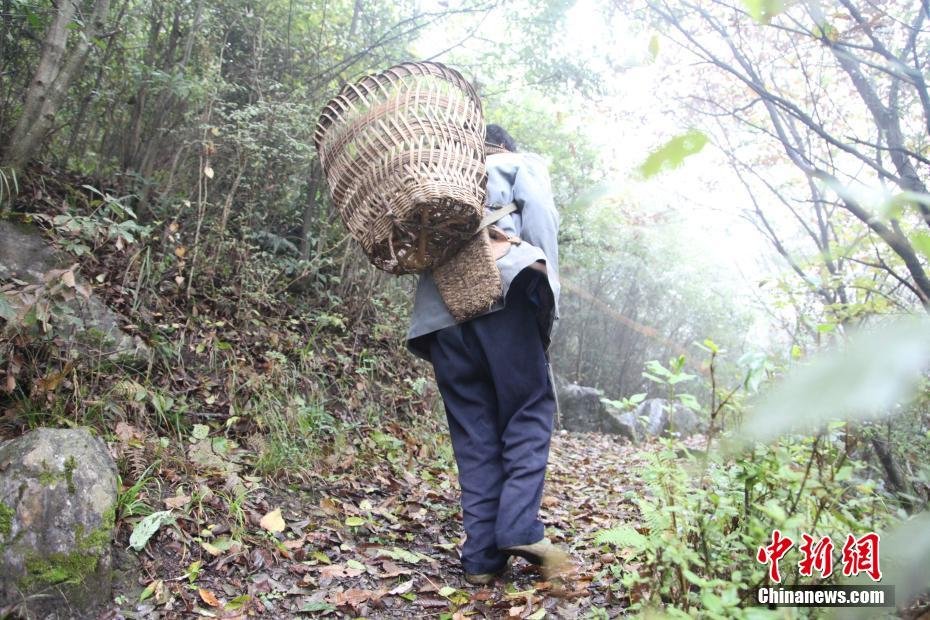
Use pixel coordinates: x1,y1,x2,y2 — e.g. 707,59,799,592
406,150,560,360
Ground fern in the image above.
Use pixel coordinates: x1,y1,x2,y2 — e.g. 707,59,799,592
595,525,649,551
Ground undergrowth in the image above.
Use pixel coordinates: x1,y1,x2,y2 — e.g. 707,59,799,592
594,343,927,617
0,167,438,483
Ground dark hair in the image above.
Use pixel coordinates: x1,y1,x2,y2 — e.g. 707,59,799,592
485,124,517,152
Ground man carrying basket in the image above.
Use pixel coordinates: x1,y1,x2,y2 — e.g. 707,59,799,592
406,124,566,586
315,62,567,586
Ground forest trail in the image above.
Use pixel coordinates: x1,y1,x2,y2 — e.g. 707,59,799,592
110,430,678,619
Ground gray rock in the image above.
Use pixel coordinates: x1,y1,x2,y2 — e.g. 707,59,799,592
556,383,604,433
0,428,118,619
634,398,702,438
604,408,645,444
0,219,148,362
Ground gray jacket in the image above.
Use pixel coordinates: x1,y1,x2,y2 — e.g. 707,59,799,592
406,151,561,360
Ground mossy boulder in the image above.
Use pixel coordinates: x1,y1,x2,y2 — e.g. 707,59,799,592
0,427,118,619
0,219,149,363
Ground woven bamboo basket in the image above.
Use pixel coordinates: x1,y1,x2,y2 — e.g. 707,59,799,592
313,61,487,275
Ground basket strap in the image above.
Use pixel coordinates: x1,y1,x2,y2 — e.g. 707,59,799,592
478,202,518,230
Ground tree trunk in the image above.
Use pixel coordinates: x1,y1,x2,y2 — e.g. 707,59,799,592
301,160,323,261
1,0,111,172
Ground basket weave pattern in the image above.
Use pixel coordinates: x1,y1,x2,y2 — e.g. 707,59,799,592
433,228,502,322
314,62,487,275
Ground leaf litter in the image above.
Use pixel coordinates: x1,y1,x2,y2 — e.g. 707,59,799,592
108,421,673,619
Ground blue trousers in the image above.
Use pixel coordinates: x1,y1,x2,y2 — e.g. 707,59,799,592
429,271,556,574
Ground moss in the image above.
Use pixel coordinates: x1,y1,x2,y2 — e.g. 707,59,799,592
0,501,13,539
19,503,115,589
74,503,115,553
36,456,78,494
22,551,99,587
37,460,58,486
64,455,77,494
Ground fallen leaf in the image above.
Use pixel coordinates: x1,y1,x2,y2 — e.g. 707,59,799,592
260,508,285,533
330,588,381,608
201,541,223,556
129,511,175,551
115,422,142,442
319,497,340,514
389,580,415,595
378,560,411,578
199,588,221,607
164,494,191,509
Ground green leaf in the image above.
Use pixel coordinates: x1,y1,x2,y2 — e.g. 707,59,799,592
637,130,708,178
668,372,696,385
595,526,649,551
0,293,16,321
139,581,158,602
701,591,724,613
911,231,930,261
438,585,457,598
682,568,707,587
344,516,365,527
381,546,423,564
642,372,666,385
191,424,210,440
346,559,366,571
186,560,201,584
226,594,251,610
854,511,930,614
677,393,700,410
300,601,336,614
738,316,930,442
648,34,660,60
130,510,175,551
742,0,786,24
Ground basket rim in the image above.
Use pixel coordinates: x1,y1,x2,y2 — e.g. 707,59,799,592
313,61,482,152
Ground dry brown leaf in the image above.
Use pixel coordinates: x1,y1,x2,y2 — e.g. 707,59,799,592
541,495,559,508
378,560,411,578
61,270,76,288
319,497,340,515
198,588,221,607
282,535,306,550
164,494,191,509
259,508,285,533
330,588,378,608
114,422,142,442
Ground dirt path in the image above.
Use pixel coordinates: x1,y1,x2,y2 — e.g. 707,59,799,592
111,431,661,619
